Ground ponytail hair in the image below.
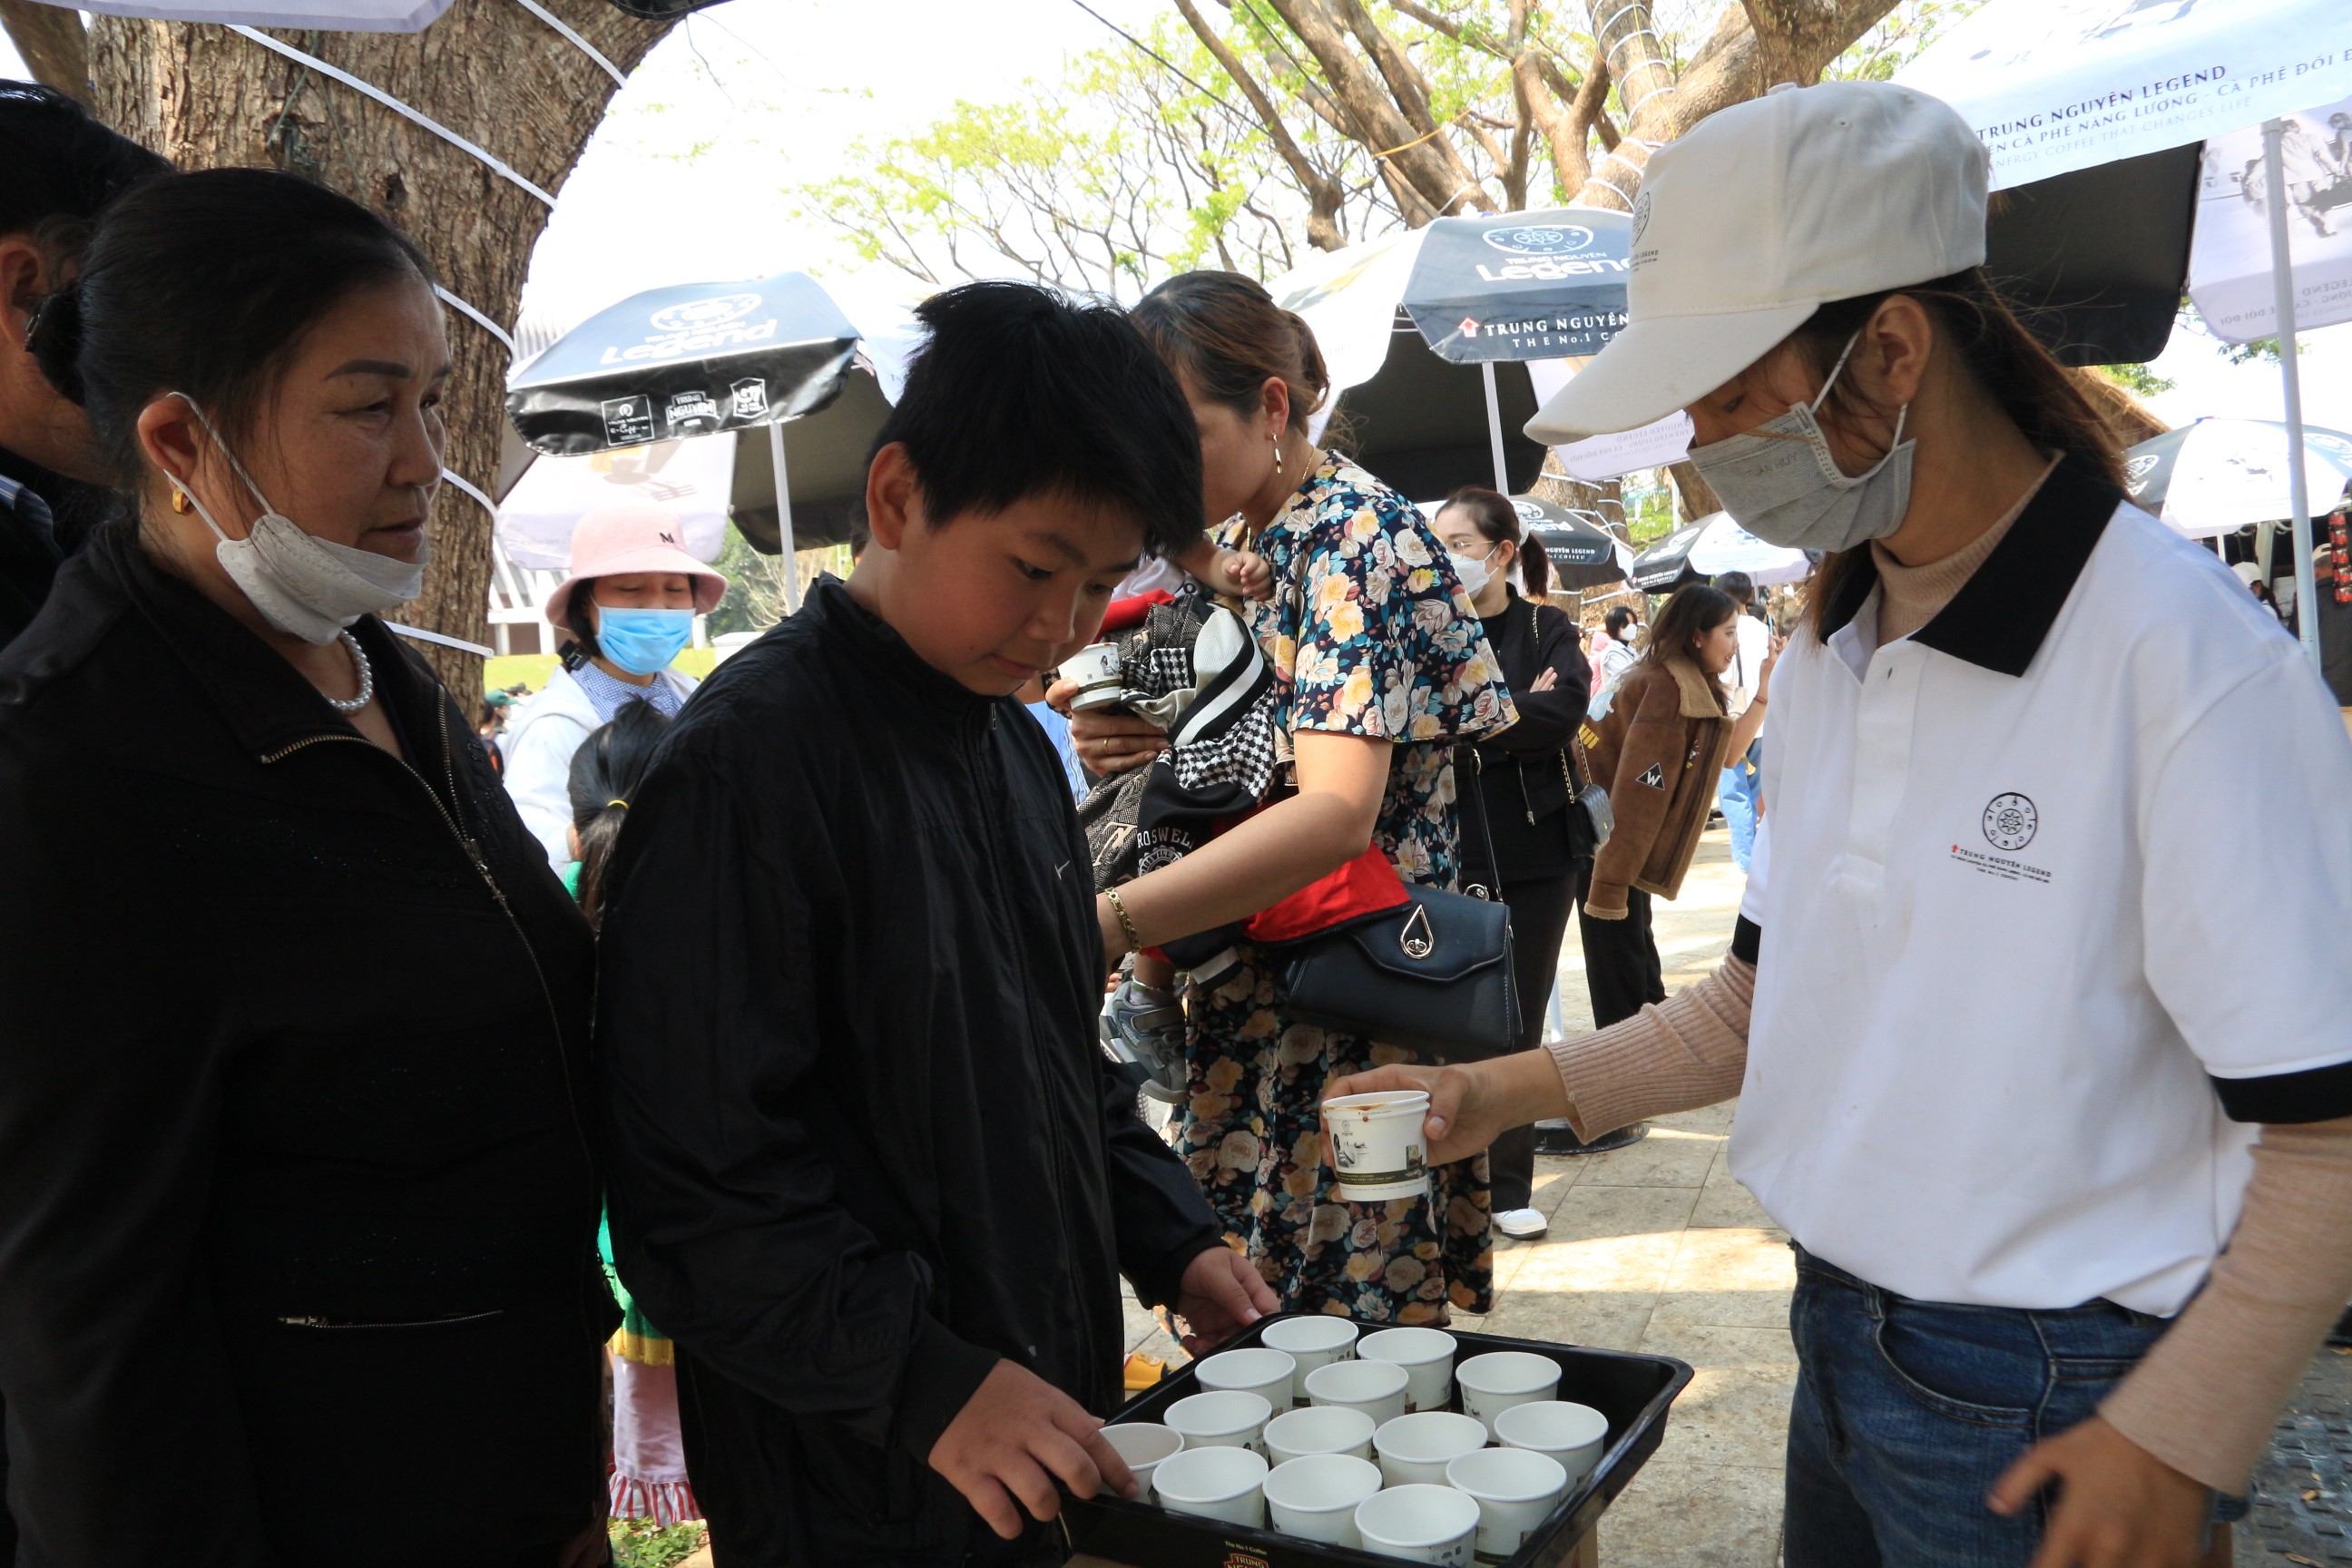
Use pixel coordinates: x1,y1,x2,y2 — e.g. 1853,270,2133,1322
565,701,672,928
1789,268,2125,633
1132,270,1330,435
1438,485,1552,599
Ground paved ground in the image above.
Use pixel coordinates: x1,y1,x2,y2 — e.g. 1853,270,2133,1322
1117,829,1784,1565
2243,1341,2352,1564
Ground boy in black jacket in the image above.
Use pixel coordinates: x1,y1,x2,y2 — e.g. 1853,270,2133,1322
594,282,1276,1566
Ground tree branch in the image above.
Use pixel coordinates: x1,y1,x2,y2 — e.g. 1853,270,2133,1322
1171,0,1350,247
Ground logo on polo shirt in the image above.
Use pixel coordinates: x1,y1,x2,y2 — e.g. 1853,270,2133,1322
1982,792,2038,851
1636,762,1666,789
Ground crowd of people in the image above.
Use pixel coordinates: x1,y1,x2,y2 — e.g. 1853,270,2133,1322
0,71,2349,1568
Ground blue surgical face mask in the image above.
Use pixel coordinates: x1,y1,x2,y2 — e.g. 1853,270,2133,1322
595,606,693,676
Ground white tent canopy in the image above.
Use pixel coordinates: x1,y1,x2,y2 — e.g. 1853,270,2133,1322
26,0,454,26
495,436,734,573
1896,0,2352,192
1898,0,2352,668
2186,94,2352,343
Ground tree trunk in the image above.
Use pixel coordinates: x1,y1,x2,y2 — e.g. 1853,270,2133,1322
87,1,671,696
0,0,90,102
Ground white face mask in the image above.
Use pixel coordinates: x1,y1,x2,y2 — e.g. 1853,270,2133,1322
169,393,427,645
1447,542,1501,599
1685,330,1915,554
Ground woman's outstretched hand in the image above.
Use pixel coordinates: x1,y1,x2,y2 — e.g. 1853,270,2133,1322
1322,1054,1567,1168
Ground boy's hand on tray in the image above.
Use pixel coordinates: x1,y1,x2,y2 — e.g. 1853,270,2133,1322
1172,1243,1279,1356
929,1359,1139,1537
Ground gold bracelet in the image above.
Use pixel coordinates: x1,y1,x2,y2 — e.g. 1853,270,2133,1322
1105,887,1143,954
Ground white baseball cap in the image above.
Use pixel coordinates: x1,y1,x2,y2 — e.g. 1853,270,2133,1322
1525,80,1988,442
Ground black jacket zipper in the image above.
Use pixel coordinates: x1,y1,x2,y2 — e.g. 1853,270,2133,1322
962,704,1089,1371
259,712,603,1339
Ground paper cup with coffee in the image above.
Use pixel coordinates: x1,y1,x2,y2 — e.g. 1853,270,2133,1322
1325,1090,1431,1202
1261,1315,1358,1386
1456,1350,1563,1440
1446,1446,1569,1561
1371,1409,1486,1488
1100,1421,1182,1500
1062,642,1124,711
1494,1399,1610,1488
1264,1404,1376,1467
1360,1327,1456,1414
1354,1483,1481,1565
1303,1357,1410,1426
1196,1347,1296,1412
1263,1453,1383,1546
1150,1444,1268,1529
1165,1389,1273,1455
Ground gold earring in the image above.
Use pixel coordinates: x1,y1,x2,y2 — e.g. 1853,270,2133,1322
1272,437,1283,476
169,488,192,514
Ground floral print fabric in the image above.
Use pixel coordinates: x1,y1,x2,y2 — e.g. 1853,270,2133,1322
1180,455,1514,1321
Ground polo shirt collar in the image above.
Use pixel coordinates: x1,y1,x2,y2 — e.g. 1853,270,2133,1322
1819,448,2123,677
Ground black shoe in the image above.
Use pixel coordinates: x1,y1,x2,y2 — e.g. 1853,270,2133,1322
1534,1118,1649,1155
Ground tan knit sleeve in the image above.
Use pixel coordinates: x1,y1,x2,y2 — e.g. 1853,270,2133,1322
1544,956,1754,1140
2099,1113,2352,1492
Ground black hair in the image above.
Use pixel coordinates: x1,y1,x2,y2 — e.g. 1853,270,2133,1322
1712,571,1754,608
566,701,672,927
1438,484,1552,599
1780,268,2124,634
559,599,602,669
1646,583,1738,677
1604,605,1638,639
25,166,434,492
0,82,170,257
1131,271,1332,436
868,280,1201,560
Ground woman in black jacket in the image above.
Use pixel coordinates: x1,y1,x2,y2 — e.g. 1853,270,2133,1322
0,170,609,1565
1432,486,1592,1241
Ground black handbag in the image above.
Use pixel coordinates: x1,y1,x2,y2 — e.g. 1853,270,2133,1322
1566,730,1613,852
1279,748,1520,1062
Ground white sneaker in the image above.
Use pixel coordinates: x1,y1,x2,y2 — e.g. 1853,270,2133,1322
1495,1207,1548,1240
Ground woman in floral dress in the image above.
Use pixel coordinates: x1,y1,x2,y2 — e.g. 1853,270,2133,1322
1093,271,1514,1322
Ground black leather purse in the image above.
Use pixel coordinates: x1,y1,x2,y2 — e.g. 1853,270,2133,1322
1279,749,1520,1062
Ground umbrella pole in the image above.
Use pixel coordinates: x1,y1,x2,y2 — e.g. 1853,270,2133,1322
2261,120,2320,668
1480,361,1510,495
769,419,800,615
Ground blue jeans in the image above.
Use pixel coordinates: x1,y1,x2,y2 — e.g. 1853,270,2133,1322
1718,740,1759,870
1785,1247,2243,1568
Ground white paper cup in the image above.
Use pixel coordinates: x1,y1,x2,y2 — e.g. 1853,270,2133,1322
1325,1090,1432,1201
1355,1482,1481,1565
1063,642,1124,710
1372,1409,1488,1488
1196,1347,1296,1412
1264,1404,1377,1467
1455,1350,1563,1440
1360,1326,1457,1413
1263,1453,1383,1546
1150,1444,1268,1529
1166,1389,1273,1455
1494,1399,1611,1488
1100,1422,1182,1500
1303,1357,1410,1426
1447,1446,1569,1561
1260,1316,1359,1387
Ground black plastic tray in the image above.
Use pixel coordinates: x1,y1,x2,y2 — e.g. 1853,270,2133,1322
1065,1314,1693,1568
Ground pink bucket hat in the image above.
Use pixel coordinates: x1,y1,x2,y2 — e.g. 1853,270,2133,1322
544,501,730,627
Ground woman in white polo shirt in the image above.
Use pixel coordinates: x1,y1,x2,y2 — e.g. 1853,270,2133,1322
1333,81,2352,1568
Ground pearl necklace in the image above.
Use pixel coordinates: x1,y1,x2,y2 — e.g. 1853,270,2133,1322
325,629,374,714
